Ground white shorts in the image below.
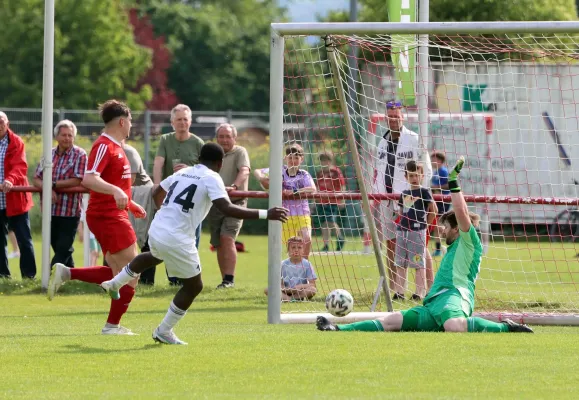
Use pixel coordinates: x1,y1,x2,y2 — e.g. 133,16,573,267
375,200,398,241
148,235,202,279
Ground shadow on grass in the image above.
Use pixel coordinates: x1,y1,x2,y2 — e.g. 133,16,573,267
0,304,266,319
59,343,161,354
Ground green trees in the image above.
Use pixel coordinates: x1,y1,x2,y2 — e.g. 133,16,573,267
138,0,284,112
0,0,152,110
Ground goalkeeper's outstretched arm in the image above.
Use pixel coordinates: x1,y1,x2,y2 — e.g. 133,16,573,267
447,156,471,233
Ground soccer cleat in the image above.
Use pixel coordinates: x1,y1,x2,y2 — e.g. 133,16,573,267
47,263,68,301
152,328,188,345
216,281,235,289
432,249,442,257
336,237,346,252
316,316,340,331
320,244,329,252
392,292,406,301
502,319,534,333
411,294,423,301
101,325,138,335
100,280,120,300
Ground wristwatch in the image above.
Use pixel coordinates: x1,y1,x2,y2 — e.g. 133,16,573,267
52,181,56,190
230,184,238,190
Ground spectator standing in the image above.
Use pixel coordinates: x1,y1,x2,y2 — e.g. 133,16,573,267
256,144,316,257
0,111,36,279
207,124,250,289
393,161,436,300
430,151,451,257
33,120,87,268
315,152,346,252
373,101,432,297
152,104,204,284
123,142,158,285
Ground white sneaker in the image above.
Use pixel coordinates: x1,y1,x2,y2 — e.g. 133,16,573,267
47,263,68,301
152,327,187,345
101,325,137,336
100,280,120,300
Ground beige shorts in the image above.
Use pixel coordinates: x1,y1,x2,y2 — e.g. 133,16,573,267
375,200,398,241
207,205,244,247
148,234,201,279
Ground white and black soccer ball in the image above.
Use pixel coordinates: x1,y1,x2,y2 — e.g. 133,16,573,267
325,289,354,317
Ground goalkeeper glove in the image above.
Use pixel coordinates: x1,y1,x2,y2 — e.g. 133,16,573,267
448,156,465,193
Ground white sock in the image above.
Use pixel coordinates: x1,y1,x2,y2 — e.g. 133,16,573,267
158,301,187,333
111,265,138,289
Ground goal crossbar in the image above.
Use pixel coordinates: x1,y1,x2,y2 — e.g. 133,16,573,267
271,21,579,36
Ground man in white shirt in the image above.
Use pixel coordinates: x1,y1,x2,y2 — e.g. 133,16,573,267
100,143,288,345
374,101,432,300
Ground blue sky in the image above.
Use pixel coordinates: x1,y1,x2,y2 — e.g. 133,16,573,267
279,0,350,22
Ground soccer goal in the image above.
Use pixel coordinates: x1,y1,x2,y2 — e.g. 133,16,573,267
267,21,579,326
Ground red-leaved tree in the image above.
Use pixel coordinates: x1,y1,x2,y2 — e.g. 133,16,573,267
129,9,178,110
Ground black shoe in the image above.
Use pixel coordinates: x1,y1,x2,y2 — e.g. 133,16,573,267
410,293,422,301
336,237,345,252
316,316,340,331
320,244,329,252
392,293,406,301
216,281,235,289
502,318,534,333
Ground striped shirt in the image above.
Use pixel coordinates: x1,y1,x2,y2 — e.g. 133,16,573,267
0,135,9,210
35,145,87,217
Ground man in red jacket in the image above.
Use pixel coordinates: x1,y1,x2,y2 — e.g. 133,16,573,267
0,112,36,279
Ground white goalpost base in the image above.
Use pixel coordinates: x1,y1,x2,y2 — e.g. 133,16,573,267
268,21,579,326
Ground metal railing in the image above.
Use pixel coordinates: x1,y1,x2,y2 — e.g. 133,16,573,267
0,107,270,172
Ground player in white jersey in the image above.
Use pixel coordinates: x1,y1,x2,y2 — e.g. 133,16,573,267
100,143,288,344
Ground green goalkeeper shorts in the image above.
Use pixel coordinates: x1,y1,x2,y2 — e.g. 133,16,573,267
400,289,472,332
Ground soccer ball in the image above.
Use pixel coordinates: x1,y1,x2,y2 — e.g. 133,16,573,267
325,289,354,317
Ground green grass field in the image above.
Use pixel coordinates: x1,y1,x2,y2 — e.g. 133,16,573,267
2,235,579,399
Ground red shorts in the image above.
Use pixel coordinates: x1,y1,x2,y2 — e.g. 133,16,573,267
86,212,136,255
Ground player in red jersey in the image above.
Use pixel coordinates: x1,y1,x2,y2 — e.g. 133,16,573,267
47,100,146,335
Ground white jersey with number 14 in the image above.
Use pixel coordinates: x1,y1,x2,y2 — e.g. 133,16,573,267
149,164,228,248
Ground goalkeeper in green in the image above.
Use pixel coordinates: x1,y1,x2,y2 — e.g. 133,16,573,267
317,156,533,333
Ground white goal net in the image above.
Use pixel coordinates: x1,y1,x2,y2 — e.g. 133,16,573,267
268,23,579,325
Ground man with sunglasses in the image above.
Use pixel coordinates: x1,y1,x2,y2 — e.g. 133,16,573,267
374,101,432,300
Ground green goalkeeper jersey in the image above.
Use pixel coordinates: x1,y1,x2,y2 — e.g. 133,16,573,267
424,225,483,311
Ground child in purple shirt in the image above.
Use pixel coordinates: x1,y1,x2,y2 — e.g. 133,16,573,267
255,143,316,257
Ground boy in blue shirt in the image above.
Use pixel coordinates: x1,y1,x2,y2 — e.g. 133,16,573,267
431,151,451,257
264,236,317,301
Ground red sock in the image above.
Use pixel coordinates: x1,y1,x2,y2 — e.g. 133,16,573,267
70,266,114,284
106,285,135,325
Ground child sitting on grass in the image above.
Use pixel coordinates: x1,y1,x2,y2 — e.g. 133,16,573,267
264,236,317,301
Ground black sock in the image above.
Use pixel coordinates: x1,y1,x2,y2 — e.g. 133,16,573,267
435,242,441,250
224,274,234,283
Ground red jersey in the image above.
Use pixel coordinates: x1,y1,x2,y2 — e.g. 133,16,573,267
85,133,132,217
316,166,345,205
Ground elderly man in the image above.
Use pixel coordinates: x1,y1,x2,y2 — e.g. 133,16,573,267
33,120,87,268
0,111,36,279
207,124,250,288
153,104,204,284
374,101,432,300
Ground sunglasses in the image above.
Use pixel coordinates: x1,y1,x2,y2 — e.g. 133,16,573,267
386,101,403,109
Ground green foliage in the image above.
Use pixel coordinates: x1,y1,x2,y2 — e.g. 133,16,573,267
0,0,152,110
136,0,284,112
357,0,578,21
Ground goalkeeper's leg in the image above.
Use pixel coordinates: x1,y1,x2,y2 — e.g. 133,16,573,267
316,312,403,332
445,317,533,333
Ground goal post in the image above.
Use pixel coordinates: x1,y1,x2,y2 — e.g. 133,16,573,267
268,21,579,326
